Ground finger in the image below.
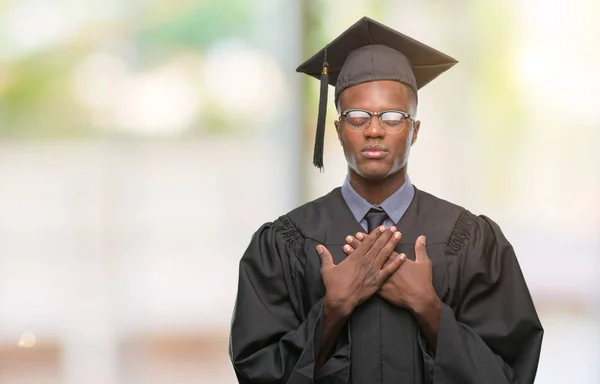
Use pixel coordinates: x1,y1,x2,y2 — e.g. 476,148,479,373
355,232,366,241
354,225,386,255
343,244,355,255
316,245,334,269
379,253,407,280
415,235,430,263
381,251,400,269
375,231,402,267
345,235,361,250
365,227,394,261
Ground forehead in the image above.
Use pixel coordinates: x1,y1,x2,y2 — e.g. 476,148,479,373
338,80,412,110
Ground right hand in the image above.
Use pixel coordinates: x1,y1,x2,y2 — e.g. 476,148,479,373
316,226,405,317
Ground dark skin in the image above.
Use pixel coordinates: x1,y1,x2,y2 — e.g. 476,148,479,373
345,233,441,350
315,226,406,371
315,80,440,373
336,80,420,205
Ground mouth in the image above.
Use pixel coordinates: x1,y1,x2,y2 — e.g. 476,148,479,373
361,145,388,159
361,150,387,159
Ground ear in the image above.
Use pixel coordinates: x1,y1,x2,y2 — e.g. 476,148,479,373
410,120,420,146
335,120,343,142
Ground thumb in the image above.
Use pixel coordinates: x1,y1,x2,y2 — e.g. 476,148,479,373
317,245,334,269
415,235,430,263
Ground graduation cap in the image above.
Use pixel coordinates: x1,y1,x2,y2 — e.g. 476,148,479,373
296,16,458,170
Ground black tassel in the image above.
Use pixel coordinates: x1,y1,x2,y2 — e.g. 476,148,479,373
313,52,329,171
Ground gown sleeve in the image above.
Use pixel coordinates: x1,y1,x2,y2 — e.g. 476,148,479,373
229,218,350,384
430,214,544,384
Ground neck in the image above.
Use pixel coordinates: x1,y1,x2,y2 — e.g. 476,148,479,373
348,167,407,206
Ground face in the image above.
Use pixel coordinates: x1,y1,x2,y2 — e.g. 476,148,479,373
335,80,420,181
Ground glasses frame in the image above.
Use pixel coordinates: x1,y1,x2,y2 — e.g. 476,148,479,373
339,108,414,134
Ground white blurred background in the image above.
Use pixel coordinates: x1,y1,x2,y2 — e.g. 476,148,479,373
0,0,598,383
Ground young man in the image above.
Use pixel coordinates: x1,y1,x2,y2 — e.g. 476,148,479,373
229,17,543,384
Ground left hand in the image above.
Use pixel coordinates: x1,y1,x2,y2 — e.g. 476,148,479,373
344,232,438,314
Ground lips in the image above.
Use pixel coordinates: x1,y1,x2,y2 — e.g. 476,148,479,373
361,145,388,159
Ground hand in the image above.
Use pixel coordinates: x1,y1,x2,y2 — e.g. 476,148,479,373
316,226,405,317
343,233,437,314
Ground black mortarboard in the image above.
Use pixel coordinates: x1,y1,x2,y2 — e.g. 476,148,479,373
296,16,458,170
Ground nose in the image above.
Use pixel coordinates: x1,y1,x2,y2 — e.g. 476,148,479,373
364,116,385,138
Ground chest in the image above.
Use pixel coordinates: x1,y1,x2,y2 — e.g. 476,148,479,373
295,238,460,318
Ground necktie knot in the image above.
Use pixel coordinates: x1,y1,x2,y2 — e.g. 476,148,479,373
365,208,388,232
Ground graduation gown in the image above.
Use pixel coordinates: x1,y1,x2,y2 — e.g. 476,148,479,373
229,186,543,383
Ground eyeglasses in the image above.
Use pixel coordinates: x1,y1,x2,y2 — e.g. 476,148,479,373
340,109,413,134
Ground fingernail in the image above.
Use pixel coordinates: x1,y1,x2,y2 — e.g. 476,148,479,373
420,236,426,245
394,232,401,239
379,226,385,232
346,236,353,243
357,233,363,240
400,253,406,260
390,226,397,232
317,245,323,255
344,245,352,252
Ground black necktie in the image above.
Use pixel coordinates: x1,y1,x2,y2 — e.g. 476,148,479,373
365,207,388,232
351,208,389,383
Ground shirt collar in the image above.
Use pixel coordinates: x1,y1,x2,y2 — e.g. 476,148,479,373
341,175,414,225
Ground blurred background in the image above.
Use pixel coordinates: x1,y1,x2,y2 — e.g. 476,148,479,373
0,0,598,383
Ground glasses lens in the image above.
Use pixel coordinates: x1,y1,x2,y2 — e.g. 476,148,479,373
344,110,371,130
381,111,405,125
380,111,406,133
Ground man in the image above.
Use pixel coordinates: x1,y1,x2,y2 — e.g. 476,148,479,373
229,17,543,384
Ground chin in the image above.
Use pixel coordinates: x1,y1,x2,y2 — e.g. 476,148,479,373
354,162,394,180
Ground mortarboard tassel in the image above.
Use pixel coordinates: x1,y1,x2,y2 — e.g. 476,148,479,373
313,50,329,171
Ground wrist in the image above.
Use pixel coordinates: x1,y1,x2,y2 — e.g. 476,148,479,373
324,294,355,319
411,292,441,351
411,290,440,316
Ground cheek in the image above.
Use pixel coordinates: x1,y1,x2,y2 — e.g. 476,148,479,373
403,131,413,153
339,133,361,166
389,131,413,166
340,131,361,149
390,130,412,154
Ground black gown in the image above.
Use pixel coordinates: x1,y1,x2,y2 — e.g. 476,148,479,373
229,186,543,383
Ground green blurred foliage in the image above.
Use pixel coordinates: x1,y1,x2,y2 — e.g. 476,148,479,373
471,2,523,201
137,0,251,50
0,0,253,139
0,47,95,138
